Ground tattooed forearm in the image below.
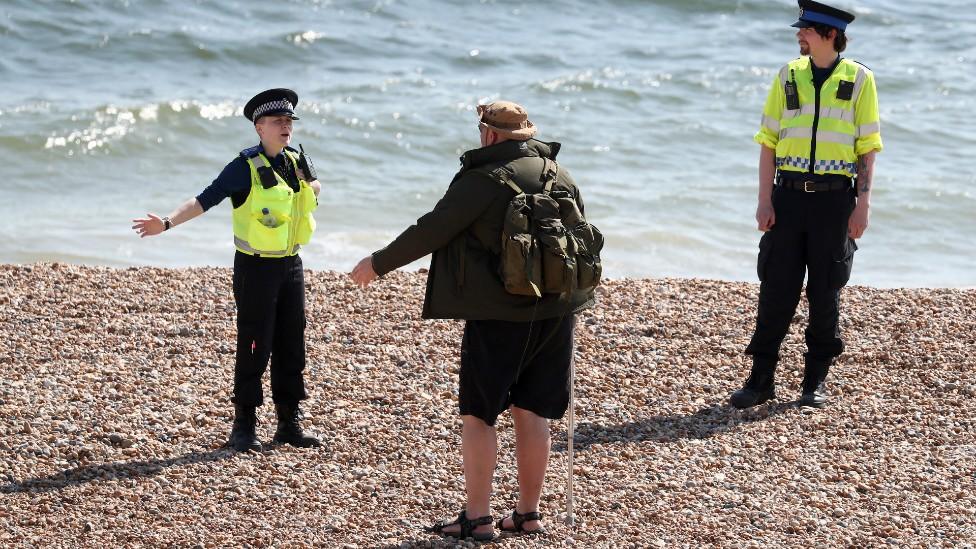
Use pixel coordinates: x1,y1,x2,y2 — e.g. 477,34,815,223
859,161,871,192
858,154,874,194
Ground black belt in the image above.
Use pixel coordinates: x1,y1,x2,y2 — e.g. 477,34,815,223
776,173,851,193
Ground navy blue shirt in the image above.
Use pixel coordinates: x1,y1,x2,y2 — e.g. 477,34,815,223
811,55,842,90
196,144,300,211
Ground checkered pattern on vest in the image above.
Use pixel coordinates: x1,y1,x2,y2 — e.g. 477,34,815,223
777,156,857,175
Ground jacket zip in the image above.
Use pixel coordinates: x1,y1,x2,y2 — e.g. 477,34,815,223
808,58,842,173
809,69,820,173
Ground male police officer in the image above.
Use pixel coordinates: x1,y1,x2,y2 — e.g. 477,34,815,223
132,88,323,451
731,1,882,409
350,101,594,540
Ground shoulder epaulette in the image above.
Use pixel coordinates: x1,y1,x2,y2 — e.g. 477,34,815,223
852,60,872,71
239,145,262,159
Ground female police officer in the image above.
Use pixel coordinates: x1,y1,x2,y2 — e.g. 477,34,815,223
731,1,882,409
132,88,323,451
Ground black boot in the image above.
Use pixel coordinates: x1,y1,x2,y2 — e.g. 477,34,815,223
227,404,262,452
800,360,830,408
273,403,321,448
730,359,776,409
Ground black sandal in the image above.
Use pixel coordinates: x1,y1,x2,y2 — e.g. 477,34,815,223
496,510,547,535
425,509,495,541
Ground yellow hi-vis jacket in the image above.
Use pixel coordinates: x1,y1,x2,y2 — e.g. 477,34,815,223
231,148,317,257
755,56,883,177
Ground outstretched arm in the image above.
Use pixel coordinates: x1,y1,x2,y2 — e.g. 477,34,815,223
350,256,377,288
131,198,205,238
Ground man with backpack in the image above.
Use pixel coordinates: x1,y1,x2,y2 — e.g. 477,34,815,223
350,101,600,541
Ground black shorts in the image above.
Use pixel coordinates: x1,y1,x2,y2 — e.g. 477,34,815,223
459,314,576,426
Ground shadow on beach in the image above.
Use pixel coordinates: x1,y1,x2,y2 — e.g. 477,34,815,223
1,448,237,494
554,401,795,452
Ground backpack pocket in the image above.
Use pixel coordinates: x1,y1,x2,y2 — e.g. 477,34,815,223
573,223,604,291
501,232,542,297
538,224,576,294
551,190,583,228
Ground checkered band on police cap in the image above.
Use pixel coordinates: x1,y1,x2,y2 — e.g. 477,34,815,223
252,99,295,121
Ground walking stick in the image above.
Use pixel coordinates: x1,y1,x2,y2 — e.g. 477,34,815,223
565,358,575,526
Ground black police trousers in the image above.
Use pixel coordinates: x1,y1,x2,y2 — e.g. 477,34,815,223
745,178,858,365
232,251,307,406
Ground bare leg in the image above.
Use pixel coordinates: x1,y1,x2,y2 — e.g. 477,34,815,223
502,406,549,532
442,414,496,537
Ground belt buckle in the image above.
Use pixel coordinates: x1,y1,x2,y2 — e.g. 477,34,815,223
803,180,815,193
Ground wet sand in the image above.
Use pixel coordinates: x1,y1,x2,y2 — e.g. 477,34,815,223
1,263,973,548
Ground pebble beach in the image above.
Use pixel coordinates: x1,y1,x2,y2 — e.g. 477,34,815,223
1,263,974,548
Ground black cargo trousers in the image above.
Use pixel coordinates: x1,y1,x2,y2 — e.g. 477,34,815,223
745,173,859,367
231,250,308,406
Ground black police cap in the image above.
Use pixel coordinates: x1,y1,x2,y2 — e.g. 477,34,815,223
243,88,300,123
792,0,855,31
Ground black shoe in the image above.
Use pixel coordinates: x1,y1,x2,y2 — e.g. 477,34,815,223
730,384,776,409
730,360,776,409
273,403,321,448
800,360,830,408
799,382,828,408
228,404,261,452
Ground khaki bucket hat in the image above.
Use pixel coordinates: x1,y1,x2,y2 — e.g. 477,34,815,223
477,101,537,140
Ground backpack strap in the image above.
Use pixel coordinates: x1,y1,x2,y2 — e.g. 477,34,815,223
489,166,524,194
541,158,559,194
489,160,558,194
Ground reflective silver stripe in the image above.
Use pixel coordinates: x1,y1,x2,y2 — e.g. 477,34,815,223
856,121,881,136
820,106,854,123
783,104,811,119
779,127,855,146
851,66,867,104
780,127,812,140
782,105,854,123
246,154,269,169
779,65,790,87
234,236,288,256
761,115,780,132
816,130,855,146
779,98,857,126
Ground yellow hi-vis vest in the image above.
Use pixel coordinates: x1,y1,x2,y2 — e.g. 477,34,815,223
755,56,883,177
231,149,317,257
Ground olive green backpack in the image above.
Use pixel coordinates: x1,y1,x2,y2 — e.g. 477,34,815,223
495,158,604,297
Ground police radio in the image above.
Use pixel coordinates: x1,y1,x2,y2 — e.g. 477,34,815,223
298,144,318,182
257,166,278,189
785,69,800,111
836,80,854,101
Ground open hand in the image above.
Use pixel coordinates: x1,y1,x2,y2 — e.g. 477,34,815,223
132,213,165,238
350,256,378,288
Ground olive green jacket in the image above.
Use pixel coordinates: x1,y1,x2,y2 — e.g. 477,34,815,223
371,139,596,321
